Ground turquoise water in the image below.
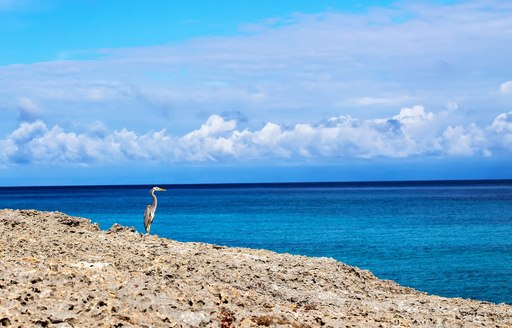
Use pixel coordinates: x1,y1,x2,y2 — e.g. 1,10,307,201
1,180,511,304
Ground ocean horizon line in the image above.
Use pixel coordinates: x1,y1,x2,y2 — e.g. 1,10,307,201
1,178,511,304
1,178,511,190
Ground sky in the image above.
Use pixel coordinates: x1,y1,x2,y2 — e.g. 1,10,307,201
0,0,511,186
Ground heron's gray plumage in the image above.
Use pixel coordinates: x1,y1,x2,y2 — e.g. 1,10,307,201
143,186,166,234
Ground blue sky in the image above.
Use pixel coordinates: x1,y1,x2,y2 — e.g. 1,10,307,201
0,0,511,185
0,0,402,65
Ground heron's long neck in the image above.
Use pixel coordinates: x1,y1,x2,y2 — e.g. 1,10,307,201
151,190,158,211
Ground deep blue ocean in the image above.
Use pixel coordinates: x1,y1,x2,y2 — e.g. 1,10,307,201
1,180,511,304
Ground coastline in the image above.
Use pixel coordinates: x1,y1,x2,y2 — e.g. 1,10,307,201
1,209,511,327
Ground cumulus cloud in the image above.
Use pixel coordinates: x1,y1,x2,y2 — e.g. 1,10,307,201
438,124,488,156
1,106,509,167
490,111,512,149
491,112,512,133
3,121,115,164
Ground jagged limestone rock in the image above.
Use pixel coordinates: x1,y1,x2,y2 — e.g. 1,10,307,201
0,209,511,327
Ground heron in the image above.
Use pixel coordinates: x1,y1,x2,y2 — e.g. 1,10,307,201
144,186,166,234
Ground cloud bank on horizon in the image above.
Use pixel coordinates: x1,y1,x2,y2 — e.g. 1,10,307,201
0,0,512,178
1,107,511,166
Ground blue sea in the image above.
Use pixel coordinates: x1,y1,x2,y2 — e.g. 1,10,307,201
1,180,511,304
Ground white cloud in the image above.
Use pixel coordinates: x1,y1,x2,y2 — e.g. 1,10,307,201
1,106,509,167
17,97,42,122
392,105,434,127
86,120,109,138
4,121,117,164
491,112,512,133
349,95,413,107
490,111,512,149
9,120,47,143
1,1,511,133
182,115,236,140
1,2,512,167
439,124,487,156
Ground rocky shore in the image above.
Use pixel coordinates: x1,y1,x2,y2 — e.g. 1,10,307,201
0,209,511,327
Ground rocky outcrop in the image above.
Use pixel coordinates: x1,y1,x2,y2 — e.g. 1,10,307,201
0,209,511,327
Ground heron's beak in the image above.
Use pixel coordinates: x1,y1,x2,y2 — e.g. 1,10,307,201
159,188,167,191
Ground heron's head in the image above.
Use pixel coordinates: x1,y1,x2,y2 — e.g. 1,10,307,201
151,186,167,192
